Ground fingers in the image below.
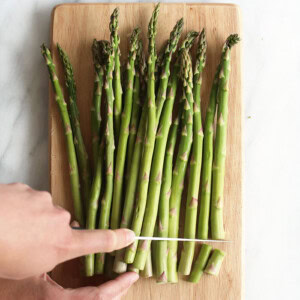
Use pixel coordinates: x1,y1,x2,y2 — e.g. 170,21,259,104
63,229,135,261
97,272,139,300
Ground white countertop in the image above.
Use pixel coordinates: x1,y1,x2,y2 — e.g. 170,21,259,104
0,0,299,299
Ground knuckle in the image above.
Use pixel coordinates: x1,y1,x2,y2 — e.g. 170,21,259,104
58,209,71,223
11,182,30,190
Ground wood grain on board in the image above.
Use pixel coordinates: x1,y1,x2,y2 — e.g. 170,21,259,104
49,3,243,300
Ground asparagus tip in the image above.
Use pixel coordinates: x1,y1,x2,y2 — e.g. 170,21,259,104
179,31,199,53
226,33,240,48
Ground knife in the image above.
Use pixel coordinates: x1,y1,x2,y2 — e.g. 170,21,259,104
135,236,231,243
71,227,231,243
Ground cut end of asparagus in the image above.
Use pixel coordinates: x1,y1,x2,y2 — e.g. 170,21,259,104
204,249,226,276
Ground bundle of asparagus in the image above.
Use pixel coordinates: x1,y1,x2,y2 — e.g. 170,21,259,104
41,3,239,284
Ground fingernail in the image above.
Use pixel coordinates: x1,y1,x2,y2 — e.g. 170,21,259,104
124,229,135,244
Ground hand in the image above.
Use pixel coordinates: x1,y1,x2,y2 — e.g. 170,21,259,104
0,183,135,280
0,272,139,300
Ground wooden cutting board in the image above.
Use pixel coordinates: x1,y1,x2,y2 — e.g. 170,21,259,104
49,3,243,300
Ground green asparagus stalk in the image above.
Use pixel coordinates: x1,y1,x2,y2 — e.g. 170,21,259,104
204,249,226,276
167,49,194,283
57,44,91,215
155,18,183,125
152,222,158,277
85,137,105,276
111,28,141,235
124,3,160,265
116,33,198,273
155,32,198,282
84,40,106,276
132,18,184,271
141,250,153,278
95,40,115,274
189,244,212,283
110,8,122,143
113,102,147,274
156,117,179,283
178,29,206,275
128,264,140,274
126,40,146,169
197,54,222,240
113,45,147,274
41,44,84,226
211,34,240,240
91,39,104,166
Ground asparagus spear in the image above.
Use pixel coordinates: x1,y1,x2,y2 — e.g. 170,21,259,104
156,117,179,283
110,8,122,143
91,39,104,166
197,53,222,240
111,28,141,234
124,3,160,265
167,49,194,283
128,264,140,274
41,44,84,226
85,137,105,276
204,249,226,276
155,18,183,125
211,34,240,240
116,32,198,273
57,44,91,215
113,102,147,274
155,32,198,282
132,18,184,271
178,29,206,275
113,47,147,274
95,40,115,274
189,244,212,283
140,251,153,278
126,40,146,169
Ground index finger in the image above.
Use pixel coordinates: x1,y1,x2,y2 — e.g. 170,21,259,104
62,228,135,262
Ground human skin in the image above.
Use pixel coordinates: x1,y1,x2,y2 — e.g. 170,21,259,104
0,183,138,299
0,272,138,300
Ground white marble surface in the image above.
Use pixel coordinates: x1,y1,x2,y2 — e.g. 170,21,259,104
0,0,299,299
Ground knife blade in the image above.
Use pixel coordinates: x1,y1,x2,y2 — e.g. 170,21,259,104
135,236,231,243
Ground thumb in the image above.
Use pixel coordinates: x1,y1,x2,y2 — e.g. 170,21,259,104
62,228,135,262
67,272,139,300
97,272,139,299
